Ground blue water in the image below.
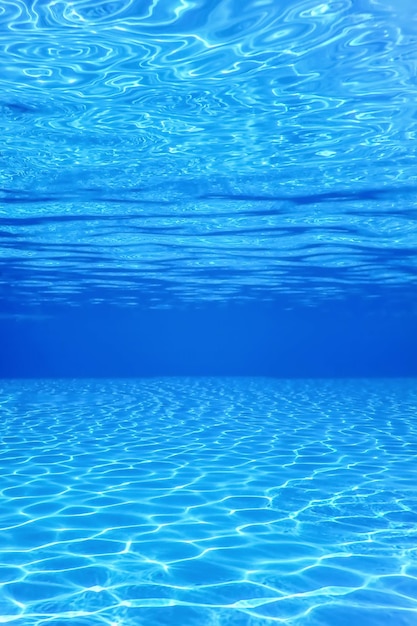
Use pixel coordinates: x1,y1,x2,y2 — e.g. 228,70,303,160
1,377,417,626
1,0,417,311
1,0,417,624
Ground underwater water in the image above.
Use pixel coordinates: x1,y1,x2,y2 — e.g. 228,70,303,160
1,0,417,311
1,0,417,624
1,377,417,626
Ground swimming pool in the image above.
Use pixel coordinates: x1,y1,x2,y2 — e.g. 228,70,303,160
1,377,417,625
1,0,417,623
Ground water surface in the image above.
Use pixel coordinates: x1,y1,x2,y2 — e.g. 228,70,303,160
1,0,417,310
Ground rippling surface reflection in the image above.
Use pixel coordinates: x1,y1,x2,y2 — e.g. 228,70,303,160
1,0,417,308
1,377,417,625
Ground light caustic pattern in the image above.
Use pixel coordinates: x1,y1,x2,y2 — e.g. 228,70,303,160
1,0,416,169
0,377,417,625
1,0,417,308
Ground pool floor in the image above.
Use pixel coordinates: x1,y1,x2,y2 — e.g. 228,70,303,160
1,377,416,625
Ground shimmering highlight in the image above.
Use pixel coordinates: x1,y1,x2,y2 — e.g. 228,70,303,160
1,378,417,625
0,0,417,308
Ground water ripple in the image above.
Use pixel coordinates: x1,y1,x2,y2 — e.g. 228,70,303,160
0,378,417,624
0,183,416,308
0,0,417,307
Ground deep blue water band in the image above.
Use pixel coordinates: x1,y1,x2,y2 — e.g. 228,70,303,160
2,302,416,378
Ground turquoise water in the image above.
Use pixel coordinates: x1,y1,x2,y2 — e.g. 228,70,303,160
1,0,417,623
1,0,417,310
1,378,417,625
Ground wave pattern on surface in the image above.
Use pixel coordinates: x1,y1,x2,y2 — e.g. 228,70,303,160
1,377,417,625
1,182,417,310
1,0,417,307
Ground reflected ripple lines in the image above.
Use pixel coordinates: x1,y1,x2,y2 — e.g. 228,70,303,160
0,377,417,625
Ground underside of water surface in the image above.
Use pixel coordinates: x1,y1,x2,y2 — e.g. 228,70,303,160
0,0,416,313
